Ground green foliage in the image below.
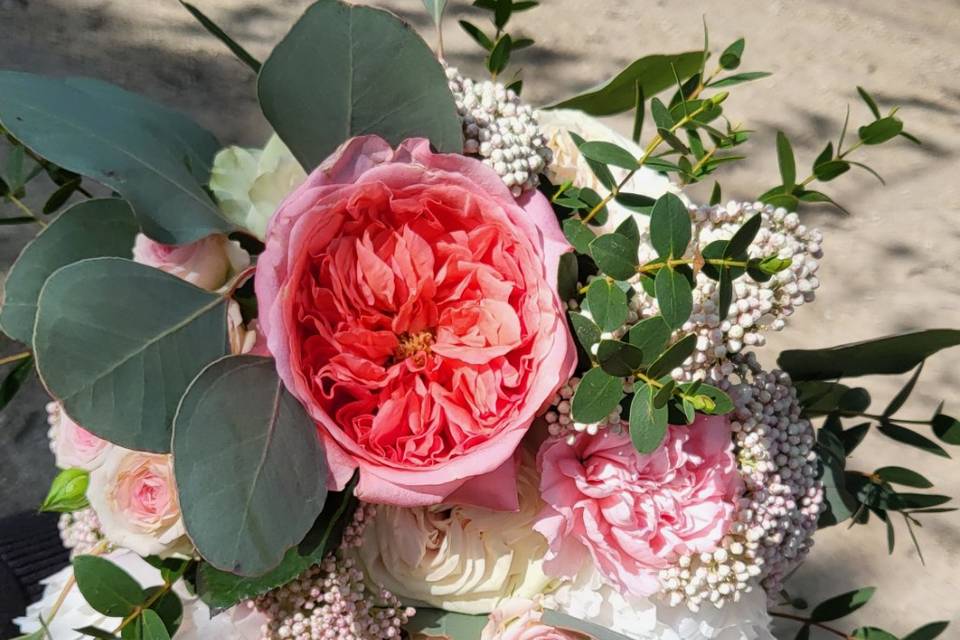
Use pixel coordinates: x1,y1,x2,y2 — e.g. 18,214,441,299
0,73,228,244
903,622,950,640
173,356,328,576
0,355,33,411
630,383,668,453
40,468,89,513
0,199,139,344
649,193,691,259
180,1,261,72
586,278,628,332
570,367,624,423
73,555,147,618
590,233,639,280
654,266,693,329
809,586,875,622
258,0,462,170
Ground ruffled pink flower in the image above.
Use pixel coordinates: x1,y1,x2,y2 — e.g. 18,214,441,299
255,136,575,509
481,598,582,640
534,415,742,597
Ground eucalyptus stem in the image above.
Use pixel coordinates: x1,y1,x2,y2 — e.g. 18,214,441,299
0,351,31,366
767,611,852,639
5,194,47,227
842,411,932,425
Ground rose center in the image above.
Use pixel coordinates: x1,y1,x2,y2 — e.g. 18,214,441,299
395,330,435,362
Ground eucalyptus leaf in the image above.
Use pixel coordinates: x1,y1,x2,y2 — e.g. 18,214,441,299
459,20,494,50
724,213,761,259
597,340,645,376
776,131,796,189
34,258,229,452
571,367,624,424
629,383,669,453
647,334,696,379
903,621,950,640
877,422,949,459
627,316,672,365
73,555,146,618
778,329,960,381
810,586,875,622
586,278,628,332
852,628,897,640
258,0,462,170
814,159,850,181
932,413,960,445
420,0,448,26
655,267,693,329
0,199,139,345
180,1,262,73
858,117,903,145
562,217,596,254
649,193,691,259
719,38,745,69
883,362,923,417
590,233,639,280
707,71,771,87
547,51,704,115
0,72,228,244
578,141,639,170
569,312,602,356
173,355,327,576
875,466,933,489
569,132,616,191
0,356,33,411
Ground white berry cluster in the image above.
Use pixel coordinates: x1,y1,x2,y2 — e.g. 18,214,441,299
627,201,823,380
444,66,552,196
58,508,105,557
544,375,631,444
658,354,823,610
250,503,415,640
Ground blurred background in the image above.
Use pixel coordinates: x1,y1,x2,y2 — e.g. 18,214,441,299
0,0,957,636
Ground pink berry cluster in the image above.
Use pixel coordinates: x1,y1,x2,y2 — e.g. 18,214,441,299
250,503,415,640
58,508,105,557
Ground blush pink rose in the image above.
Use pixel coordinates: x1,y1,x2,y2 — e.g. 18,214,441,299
255,136,575,509
47,402,111,471
481,598,583,640
133,233,249,291
534,415,742,597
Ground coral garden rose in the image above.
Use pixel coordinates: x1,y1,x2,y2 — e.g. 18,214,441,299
209,133,307,240
256,135,575,508
87,446,191,557
132,232,249,291
47,402,111,471
480,598,584,640
357,449,550,614
535,415,741,597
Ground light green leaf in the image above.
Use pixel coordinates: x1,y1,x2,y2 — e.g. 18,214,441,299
173,355,327,576
34,258,230,452
0,199,139,345
0,72,228,244
73,555,146,618
40,468,89,513
546,51,704,115
258,0,462,170
571,367,624,424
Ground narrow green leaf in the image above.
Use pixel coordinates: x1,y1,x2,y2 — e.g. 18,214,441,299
878,422,950,459
932,413,960,445
903,621,950,640
586,278,628,332
852,627,897,640
590,233,639,280
493,0,512,30
557,252,579,301
856,86,881,119
810,586,875,622
459,20,494,50
614,192,655,213
571,367,624,423
488,34,512,75
42,178,81,214
858,117,903,145
719,38,745,69
814,141,834,167
180,1,262,73
73,555,146,618
707,71,771,87
889,492,951,510
709,181,722,205
0,356,33,411
647,334,696,379
578,141,639,170
814,159,850,181
632,81,645,143
569,132,616,190
883,362,923,417
840,422,871,454
875,466,933,488
655,267,693,329
650,97,674,129
74,627,118,639
724,212,762,259
776,131,796,189
597,340,645,376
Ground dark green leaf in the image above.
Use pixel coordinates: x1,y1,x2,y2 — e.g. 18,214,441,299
548,52,704,116
0,356,33,411
655,267,693,329
650,97,674,129
0,198,139,344
852,627,897,640
858,117,903,145
653,379,676,408
878,422,950,459
0,216,36,226
707,71,771,87
627,316,672,365
814,159,850,181
586,278,628,332
817,429,857,527
649,193,691,259
709,181,721,205
404,608,487,640
597,340,645,376
761,193,799,211
875,466,933,488
173,355,328,576
778,329,960,381
511,37,535,50
74,627,118,639
900,130,922,145
647,333,696,379
590,233,639,280
903,621,950,640
724,213,761,259
488,34,512,75
690,383,734,415
557,252,579,301
571,367,624,423
719,38,744,70
459,20,494,50
180,1,262,72
657,127,690,154
196,477,358,609
840,423,871,454
717,267,733,319
562,217,596,254
493,0,511,29
569,132,616,191
614,192,655,213
144,587,182,637
889,493,951,510
632,81,645,143
139,610,171,640
73,555,146,617
42,178,81,215
810,586,875,622
932,413,960,445
511,1,539,11
0,73,228,244
614,215,641,247
258,0,462,170
883,363,923,417
776,131,796,189
578,141,639,170
569,312,602,355
793,626,811,640
34,258,229,452
856,86,881,119
814,141,834,167
40,468,89,513
849,160,886,185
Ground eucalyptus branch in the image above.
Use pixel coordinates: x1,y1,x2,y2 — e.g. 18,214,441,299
0,351,31,366
768,611,852,639
5,194,47,227
111,559,196,634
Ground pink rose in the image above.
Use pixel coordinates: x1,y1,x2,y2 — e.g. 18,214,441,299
481,598,582,640
87,447,192,557
534,415,742,597
47,402,111,471
132,233,249,291
255,136,575,508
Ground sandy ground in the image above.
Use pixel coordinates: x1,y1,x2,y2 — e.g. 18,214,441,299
0,0,958,636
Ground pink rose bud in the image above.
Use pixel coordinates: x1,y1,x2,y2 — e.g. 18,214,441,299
132,233,249,291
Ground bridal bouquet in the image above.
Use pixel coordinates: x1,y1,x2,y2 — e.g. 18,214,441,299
2,1,957,639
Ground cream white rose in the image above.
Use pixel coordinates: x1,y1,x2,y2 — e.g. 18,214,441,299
209,133,306,240
358,451,550,614
47,401,112,471
87,447,192,557
132,233,249,292
537,108,686,235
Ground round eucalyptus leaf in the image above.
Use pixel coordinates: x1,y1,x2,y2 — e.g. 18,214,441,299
0,199,139,345
259,0,462,170
34,258,229,452
173,355,328,576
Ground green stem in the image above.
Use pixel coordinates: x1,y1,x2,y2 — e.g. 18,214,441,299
843,412,931,425
5,194,47,227
0,351,31,366
767,611,852,639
